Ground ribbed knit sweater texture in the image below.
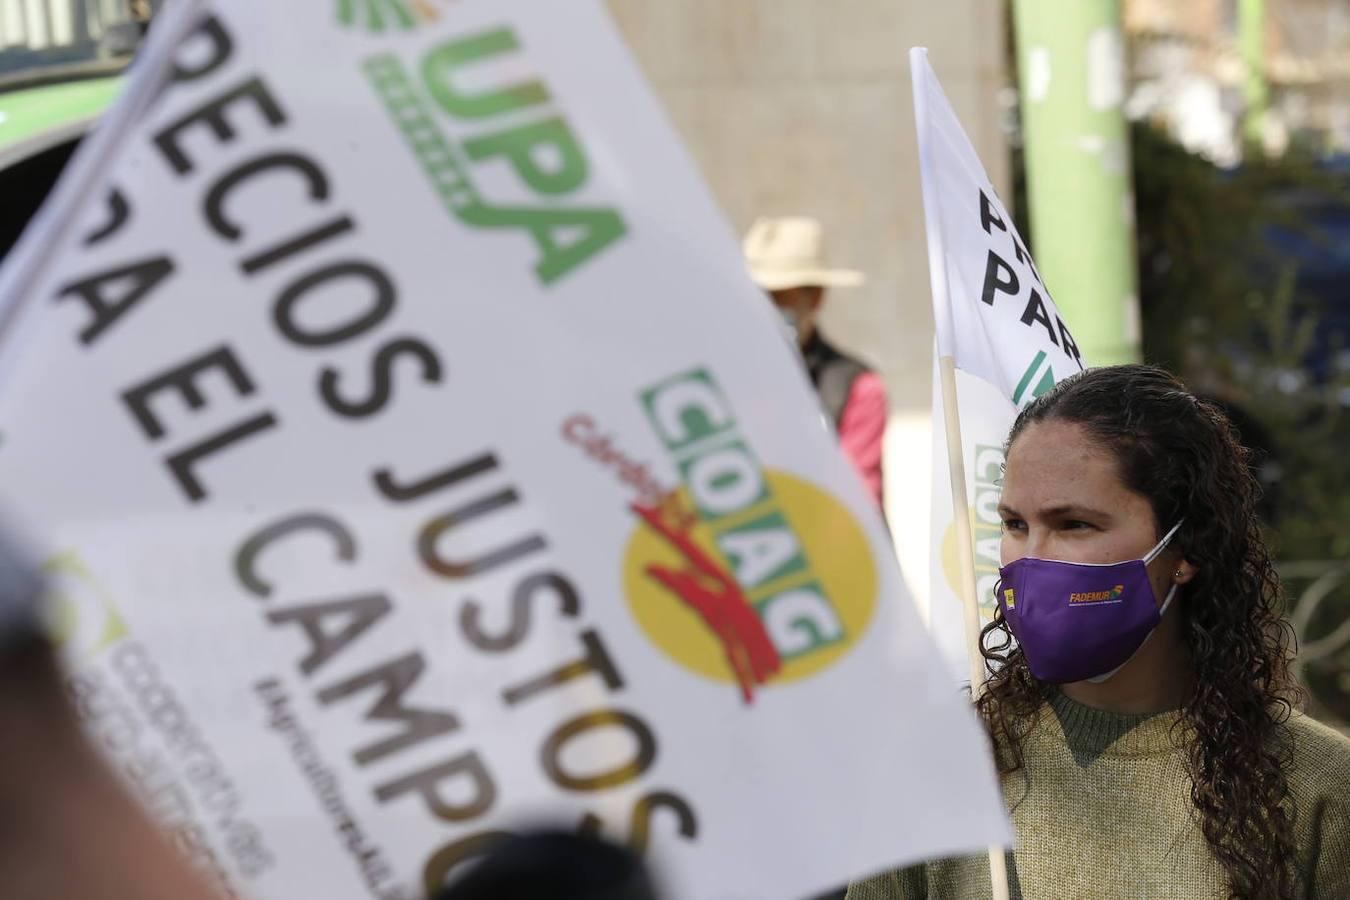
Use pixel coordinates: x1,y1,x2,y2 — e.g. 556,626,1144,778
847,693,1350,899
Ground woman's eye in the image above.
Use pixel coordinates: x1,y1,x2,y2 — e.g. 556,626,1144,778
1063,520,1094,531
1001,519,1026,533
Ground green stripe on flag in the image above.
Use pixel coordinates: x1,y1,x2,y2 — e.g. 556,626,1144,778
1013,350,1048,406
1032,365,1055,400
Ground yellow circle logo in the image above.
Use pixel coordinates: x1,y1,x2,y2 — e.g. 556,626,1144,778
623,470,877,702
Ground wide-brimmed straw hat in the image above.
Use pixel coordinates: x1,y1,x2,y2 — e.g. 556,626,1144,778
743,216,864,291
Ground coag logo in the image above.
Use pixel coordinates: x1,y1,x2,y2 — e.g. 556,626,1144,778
44,552,128,660
940,443,1004,618
623,369,877,703
336,0,450,32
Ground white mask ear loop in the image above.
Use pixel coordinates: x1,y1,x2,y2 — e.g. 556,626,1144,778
1157,581,1179,618
1143,520,1185,565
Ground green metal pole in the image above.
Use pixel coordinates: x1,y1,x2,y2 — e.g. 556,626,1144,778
1240,0,1268,148
1013,0,1141,365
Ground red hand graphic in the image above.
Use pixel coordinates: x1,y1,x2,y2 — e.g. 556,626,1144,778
632,499,781,702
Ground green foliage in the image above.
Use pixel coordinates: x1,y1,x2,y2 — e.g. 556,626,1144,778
1130,123,1350,722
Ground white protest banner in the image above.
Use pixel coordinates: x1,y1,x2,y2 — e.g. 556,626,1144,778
0,7,1011,899
910,49,1090,684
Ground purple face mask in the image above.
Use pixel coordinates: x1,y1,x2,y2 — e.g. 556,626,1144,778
997,521,1183,684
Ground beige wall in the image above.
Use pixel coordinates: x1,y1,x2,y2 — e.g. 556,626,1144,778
606,0,1013,607
607,0,1011,410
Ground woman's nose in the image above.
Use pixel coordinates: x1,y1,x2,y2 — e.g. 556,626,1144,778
1024,528,1052,560
1001,531,1035,567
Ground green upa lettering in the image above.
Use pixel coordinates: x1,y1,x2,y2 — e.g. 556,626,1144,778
456,202,626,286
421,27,550,120
462,116,589,196
363,29,629,285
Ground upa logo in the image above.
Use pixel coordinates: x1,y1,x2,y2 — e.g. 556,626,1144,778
623,368,877,703
336,0,452,32
363,26,628,285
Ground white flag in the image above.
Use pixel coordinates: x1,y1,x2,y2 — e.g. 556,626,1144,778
0,8,1010,900
910,49,1091,683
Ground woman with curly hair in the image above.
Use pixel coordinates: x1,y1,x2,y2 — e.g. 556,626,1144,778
848,365,1350,899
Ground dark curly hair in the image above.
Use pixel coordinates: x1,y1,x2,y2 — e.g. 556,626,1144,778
976,364,1303,899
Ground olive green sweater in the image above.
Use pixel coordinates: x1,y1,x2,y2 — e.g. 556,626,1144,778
848,693,1350,899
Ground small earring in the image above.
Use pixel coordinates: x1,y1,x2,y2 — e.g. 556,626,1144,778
1175,570,1184,578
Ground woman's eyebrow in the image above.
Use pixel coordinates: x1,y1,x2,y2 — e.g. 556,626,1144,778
997,502,1112,519
1041,503,1113,519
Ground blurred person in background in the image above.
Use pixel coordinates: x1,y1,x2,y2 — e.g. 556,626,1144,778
744,216,887,509
432,830,660,900
849,365,1350,900
0,528,222,900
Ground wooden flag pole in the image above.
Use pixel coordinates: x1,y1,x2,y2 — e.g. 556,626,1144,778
912,46,1012,900
938,354,1012,900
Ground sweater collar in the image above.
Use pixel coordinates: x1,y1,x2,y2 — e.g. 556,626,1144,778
1045,691,1187,765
